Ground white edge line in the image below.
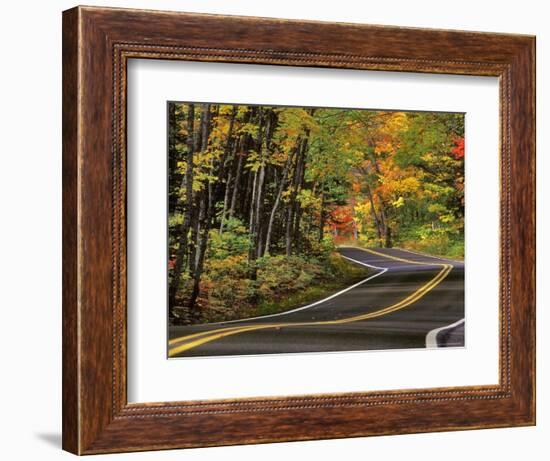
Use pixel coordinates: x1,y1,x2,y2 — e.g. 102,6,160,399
217,256,388,324
426,318,465,348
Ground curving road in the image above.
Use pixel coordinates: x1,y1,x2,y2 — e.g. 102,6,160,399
168,247,464,358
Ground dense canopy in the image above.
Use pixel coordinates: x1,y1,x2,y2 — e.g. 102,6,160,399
168,103,464,324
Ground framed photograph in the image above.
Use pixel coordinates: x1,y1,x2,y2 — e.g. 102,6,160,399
62,6,535,455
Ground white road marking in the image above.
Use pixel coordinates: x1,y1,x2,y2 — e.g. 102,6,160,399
217,255,388,324
425,318,465,348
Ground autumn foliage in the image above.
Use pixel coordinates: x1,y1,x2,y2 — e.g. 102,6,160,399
168,103,464,324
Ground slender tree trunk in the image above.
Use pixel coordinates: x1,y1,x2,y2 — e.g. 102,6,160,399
169,104,195,310
385,226,392,248
368,156,392,248
375,195,391,248
292,135,309,254
248,169,258,231
219,169,232,233
228,109,252,219
188,104,211,311
191,194,205,273
248,109,265,268
254,110,276,257
219,106,238,233
228,136,244,219
285,140,302,256
254,165,266,255
285,204,294,256
190,180,214,310
318,183,326,243
265,150,295,255
364,182,383,242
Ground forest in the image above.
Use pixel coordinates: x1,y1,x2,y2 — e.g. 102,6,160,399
168,102,464,325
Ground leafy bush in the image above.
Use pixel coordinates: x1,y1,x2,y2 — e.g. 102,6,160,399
207,218,250,259
193,248,371,323
255,255,323,299
399,224,464,259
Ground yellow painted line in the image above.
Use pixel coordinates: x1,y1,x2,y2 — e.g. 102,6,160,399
169,249,452,357
168,325,248,346
169,264,450,356
358,247,430,265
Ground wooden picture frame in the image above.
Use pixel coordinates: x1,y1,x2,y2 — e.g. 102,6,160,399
62,5,535,455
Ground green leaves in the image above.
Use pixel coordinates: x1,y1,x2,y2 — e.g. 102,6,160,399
168,102,465,323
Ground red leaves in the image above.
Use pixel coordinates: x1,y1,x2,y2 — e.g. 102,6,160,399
451,137,465,160
329,206,355,228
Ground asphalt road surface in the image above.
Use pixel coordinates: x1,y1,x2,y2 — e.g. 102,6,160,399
168,247,464,358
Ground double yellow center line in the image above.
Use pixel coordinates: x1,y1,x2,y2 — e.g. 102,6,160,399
168,248,453,357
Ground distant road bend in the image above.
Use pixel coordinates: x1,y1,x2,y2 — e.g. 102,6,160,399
168,247,465,357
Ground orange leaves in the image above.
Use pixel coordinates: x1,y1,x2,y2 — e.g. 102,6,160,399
329,205,355,228
374,139,396,155
372,112,408,155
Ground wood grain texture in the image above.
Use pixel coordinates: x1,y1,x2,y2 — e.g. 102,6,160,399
62,7,79,454
62,5,536,455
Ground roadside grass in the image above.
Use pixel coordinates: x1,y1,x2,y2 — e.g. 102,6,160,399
254,253,372,318
171,250,372,326
400,239,464,261
204,252,371,323
339,238,464,261
257,277,366,317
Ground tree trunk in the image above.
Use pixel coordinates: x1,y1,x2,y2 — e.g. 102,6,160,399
219,168,232,234
188,104,211,311
385,226,392,248
228,136,244,219
368,155,392,248
292,136,309,253
285,140,302,256
318,183,326,243
191,193,205,273
190,181,214,310
255,110,276,257
219,106,238,233
169,104,195,309
364,182,383,242
248,108,265,268
264,149,295,255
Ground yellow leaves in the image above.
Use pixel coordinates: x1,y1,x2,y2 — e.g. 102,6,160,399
240,122,258,136
427,203,447,214
176,160,186,174
297,189,321,210
421,151,435,162
392,196,405,208
192,172,216,192
281,188,293,202
440,214,456,223
369,112,409,155
245,150,261,171
375,168,421,205
277,108,320,139
354,201,372,220
399,176,421,193
385,112,409,133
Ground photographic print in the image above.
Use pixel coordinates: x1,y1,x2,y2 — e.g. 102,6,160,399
167,102,465,358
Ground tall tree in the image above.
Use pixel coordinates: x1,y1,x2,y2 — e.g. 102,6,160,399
169,103,196,309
